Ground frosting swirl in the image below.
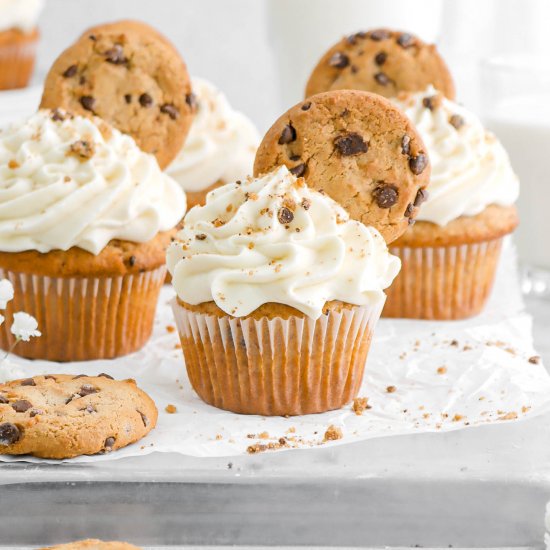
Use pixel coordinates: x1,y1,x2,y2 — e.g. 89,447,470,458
167,166,400,319
0,0,44,32
393,86,519,226
166,77,259,192
0,109,186,254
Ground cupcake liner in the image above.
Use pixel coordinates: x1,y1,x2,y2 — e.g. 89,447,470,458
0,266,166,361
0,33,38,90
383,238,504,320
172,298,384,416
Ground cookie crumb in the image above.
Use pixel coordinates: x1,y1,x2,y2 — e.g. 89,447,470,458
499,411,518,421
386,385,396,393
323,425,343,441
528,355,541,364
166,325,176,333
165,404,177,414
452,413,464,422
67,140,95,161
437,366,447,375
352,397,370,415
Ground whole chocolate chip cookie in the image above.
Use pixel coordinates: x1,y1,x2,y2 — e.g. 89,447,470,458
40,20,195,169
305,28,455,100
253,90,431,243
0,374,157,459
41,541,141,550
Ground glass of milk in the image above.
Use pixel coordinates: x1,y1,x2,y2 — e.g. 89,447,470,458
481,55,550,294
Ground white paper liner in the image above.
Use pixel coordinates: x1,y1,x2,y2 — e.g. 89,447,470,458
171,298,383,416
0,241,548,463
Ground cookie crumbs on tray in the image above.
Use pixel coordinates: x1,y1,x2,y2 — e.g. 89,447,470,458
352,397,370,415
528,355,541,364
437,366,447,375
499,411,518,421
215,434,223,440
166,325,176,333
386,385,396,393
522,406,531,414
165,404,177,414
323,425,343,442
452,414,464,422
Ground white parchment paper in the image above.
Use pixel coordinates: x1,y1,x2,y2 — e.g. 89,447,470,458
1,242,548,463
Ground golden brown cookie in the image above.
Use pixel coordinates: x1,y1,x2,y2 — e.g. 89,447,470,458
254,90,431,243
40,20,195,169
0,374,157,459
305,28,455,100
41,541,140,550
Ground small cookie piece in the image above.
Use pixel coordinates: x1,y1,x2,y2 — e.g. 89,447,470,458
41,540,141,550
0,374,157,459
254,90,430,243
305,28,455,100
40,20,195,169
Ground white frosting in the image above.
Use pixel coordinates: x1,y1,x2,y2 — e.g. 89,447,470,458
0,0,44,32
167,166,400,319
393,86,519,226
0,110,186,254
166,77,259,193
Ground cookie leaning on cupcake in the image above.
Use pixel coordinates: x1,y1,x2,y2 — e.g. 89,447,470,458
0,0,43,90
305,28,520,320
0,21,193,361
168,90,429,416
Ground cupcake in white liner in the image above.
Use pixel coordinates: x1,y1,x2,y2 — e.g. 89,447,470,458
167,166,400,416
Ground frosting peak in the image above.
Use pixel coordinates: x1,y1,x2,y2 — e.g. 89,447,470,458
393,86,519,226
167,166,400,319
166,77,259,192
0,109,186,254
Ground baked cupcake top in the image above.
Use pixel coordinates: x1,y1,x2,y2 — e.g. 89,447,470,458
167,166,400,319
0,109,186,254
0,0,43,32
393,86,519,226
166,77,259,193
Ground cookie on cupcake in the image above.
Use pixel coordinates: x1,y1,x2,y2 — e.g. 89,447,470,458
0,0,43,90
166,77,259,210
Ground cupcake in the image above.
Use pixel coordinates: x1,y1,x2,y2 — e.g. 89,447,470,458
383,87,520,319
165,77,259,210
0,0,43,90
0,109,186,361
167,166,400,416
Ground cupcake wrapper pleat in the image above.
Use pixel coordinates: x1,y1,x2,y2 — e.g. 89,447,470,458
383,238,503,320
172,298,384,416
0,267,166,361
0,38,37,90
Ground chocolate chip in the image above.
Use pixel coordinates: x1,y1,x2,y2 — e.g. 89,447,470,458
104,437,116,450
334,133,368,156
372,184,399,208
374,52,387,66
63,65,78,78
277,207,294,225
20,378,36,387
128,255,136,267
328,52,349,69
278,124,297,145
72,374,87,379
370,29,391,41
79,76,86,85
51,109,66,122
301,102,311,111
12,400,33,413
104,44,127,65
289,154,301,161
80,96,96,112
414,188,429,207
0,395,8,404
139,93,153,107
88,34,97,41
124,94,132,104
351,65,359,74
98,373,114,380
289,163,306,177
408,218,416,226
422,95,441,111
196,234,207,241
409,154,428,175
0,423,20,445
397,33,416,48
29,409,43,418
185,93,197,110
404,203,415,217
44,375,57,381
346,32,366,45
301,198,311,210
79,384,98,397
374,72,392,86
160,104,179,120
449,114,465,130
401,135,411,155
137,410,148,427
81,404,96,413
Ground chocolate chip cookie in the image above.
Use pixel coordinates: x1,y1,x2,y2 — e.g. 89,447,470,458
41,541,141,550
0,374,157,459
40,20,195,169
305,28,455,100
254,90,431,243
